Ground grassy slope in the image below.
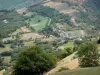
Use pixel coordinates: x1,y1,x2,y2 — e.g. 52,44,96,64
26,15,49,31
53,67,100,75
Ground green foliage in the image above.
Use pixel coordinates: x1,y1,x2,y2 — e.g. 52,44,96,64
53,67,100,75
29,26,36,32
1,51,12,56
0,11,26,38
76,0,100,30
58,67,69,72
53,48,72,59
0,40,5,48
28,5,71,24
25,15,49,31
77,41,99,67
0,57,4,70
12,46,57,75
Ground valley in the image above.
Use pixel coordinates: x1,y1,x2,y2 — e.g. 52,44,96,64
0,0,100,75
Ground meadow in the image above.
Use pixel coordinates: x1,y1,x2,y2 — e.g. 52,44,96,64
26,15,49,31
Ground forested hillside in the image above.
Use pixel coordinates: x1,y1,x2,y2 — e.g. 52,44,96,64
0,10,25,38
76,0,100,29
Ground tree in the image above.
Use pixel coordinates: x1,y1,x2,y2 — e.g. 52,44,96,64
77,41,99,67
30,26,35,32
0,40,5,48
0,56,4,70
12,46,57,75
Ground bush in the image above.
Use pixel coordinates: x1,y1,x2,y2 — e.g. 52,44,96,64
77,41,99,67
58,67,69,72
1,51,12,56
12,46,57,75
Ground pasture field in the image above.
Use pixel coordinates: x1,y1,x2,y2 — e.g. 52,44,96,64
3,56,11,64
24,41,34,47
26,15,49,31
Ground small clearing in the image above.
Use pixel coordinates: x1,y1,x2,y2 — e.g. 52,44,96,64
0,44,12,53
21,33,43,40
16,7,27,14
20,26,31,34
3,56,11,64
25,15,49,31
24,41,34,47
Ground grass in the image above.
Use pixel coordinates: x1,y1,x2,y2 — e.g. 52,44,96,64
53,67,100,75
25,12,33,17
24,41,34,47
64,24,75,31
0,44,12,53
26,15,49,31
3,56,11,64
59,42,73,50
63,42,73,49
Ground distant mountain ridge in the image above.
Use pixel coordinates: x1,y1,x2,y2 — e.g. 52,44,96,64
0,0,44,10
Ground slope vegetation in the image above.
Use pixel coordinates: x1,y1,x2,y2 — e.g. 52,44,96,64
53,67,100,75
